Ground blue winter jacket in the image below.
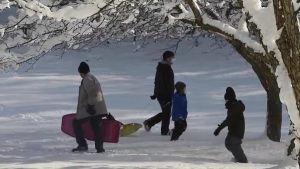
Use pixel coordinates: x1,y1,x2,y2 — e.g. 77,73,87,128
172,93,188,121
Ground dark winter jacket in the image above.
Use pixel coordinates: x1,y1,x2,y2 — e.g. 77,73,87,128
154,62,175,100
172,93,188,121
219,100,245,139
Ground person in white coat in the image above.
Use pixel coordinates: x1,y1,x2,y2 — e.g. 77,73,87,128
72,62,108,153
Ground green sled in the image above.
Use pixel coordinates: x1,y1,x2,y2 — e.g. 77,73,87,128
120,123,143,137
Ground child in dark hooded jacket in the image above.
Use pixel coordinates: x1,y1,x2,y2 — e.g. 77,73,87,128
171,81,188,141
214,87,248,163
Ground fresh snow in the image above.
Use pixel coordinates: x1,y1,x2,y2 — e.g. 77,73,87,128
243,0,281,52
122,9,139,24
292,0,300,12
0,0,9,10
0,38,296,168
243,0,300,134
0,28,5,37
2,0,114,21
190,0,265,53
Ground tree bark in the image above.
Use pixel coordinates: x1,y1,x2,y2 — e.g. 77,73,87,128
229,40,282,142
254,65,282,142
184,0,283,142
276,0,300,114
266,86,282,141
184,0,300,164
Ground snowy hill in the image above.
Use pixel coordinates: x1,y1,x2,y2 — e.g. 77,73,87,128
0,38,296,169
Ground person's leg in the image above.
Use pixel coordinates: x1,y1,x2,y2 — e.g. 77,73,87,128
145,112,164,127
73,118,88,151
90,115,104,153
144,98,165,129
182,120,187,132
160,99,172,135
171,121,184,141
228,137,248,163
171,121,180,141
225,135,232,152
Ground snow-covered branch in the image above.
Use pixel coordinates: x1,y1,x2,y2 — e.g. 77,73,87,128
0,0,194,69
184,0,264,53
243,0,281,52
292,0,300,12
2,0,121,21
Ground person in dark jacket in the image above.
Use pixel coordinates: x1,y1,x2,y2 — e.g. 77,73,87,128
214,87,248,163
72,62,108,153
171,81,188,141
143,51,175,135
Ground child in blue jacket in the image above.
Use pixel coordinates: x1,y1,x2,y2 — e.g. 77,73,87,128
171,81,188,141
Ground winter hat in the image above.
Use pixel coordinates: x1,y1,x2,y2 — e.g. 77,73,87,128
163,51,175,61
175,81,186,94
78,62,90,74
224,87,236,101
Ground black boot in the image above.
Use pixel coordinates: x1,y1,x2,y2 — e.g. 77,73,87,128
97,148,105,153
72,146,88,152
143,120,151,132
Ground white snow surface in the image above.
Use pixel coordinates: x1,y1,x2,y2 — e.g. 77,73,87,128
0,38,297,168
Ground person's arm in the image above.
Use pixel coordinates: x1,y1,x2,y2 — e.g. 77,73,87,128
214,114,229,136
219,116,229,129
183,96,188,119
163,67,174,99
152,66,163,99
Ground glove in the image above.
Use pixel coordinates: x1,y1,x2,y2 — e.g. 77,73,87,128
87,104,96,115
214,125,222,136
150,95,157,100
106,113,115,120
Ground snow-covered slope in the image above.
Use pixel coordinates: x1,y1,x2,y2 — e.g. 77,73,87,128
0,38,295,168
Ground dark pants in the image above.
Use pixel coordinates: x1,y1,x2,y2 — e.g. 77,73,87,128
225,135,248,163
73,115,103,151
146,97,172,135
171,119,187,141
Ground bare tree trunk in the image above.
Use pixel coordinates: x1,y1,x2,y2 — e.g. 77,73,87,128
184,0,283,142
248,63,283,142
252,61,282,142
185,0,300,164
252,74,282,142
229,40,282,142
256,71,282,142
266,87,282,141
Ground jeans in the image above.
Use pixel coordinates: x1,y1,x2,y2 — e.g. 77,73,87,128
73,115,103,151
225,135,248,163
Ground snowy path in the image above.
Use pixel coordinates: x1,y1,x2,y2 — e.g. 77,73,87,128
0,39,296,168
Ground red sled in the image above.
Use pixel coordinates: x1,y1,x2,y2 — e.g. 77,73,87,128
61,114,121,143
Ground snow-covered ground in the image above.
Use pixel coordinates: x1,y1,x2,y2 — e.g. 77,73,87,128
0,38,296,168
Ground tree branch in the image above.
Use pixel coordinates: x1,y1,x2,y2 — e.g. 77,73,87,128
184,0,264,53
